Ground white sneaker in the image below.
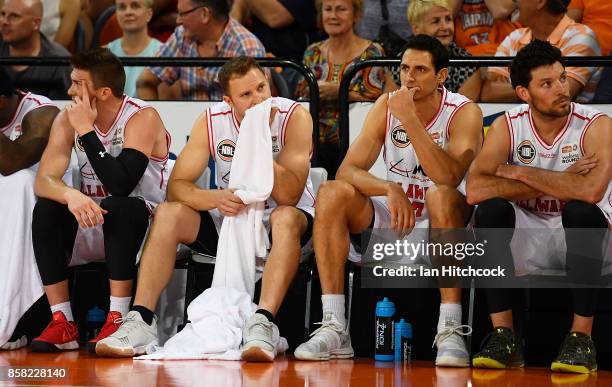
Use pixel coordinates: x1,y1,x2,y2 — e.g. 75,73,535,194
294,312,354,361
241,313,280,362
433,319,472,367
0,335,27,350
95,311,158,357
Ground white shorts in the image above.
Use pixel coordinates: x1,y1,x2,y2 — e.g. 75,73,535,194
509,202,612,276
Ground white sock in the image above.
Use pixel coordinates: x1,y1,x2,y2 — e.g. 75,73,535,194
438,303,462,332
109,296,132,317
51,301,74,322
322,294,346,328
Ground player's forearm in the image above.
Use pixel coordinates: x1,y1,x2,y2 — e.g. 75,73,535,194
34,174,76,204
0,136,46,176
514,167,606,204
336,163,397,197
400,114,467,187
167,179,219,211
466,173,542,205
136,78,160,100
270,160,305,206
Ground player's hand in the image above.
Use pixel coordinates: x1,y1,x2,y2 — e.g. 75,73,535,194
386,182,414,238
64,189,107,228
216,189,246,216
565,153,597,175
317,81,339,101
388,86,418,124
66,83,98,136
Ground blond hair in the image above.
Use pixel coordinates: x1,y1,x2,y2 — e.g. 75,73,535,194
315,0,364,23
407,0,452,28
116,0,154,8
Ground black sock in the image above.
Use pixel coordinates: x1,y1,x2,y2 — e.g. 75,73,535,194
256,308,275,323
131,305,155,325
8,329,23,342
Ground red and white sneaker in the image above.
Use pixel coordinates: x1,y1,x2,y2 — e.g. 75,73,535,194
30,311,79,352
87,311,123,353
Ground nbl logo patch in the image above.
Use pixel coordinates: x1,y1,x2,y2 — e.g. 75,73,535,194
217,139,236,162
517,140,536,164
391,126,410,148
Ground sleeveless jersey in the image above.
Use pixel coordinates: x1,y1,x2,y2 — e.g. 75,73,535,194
206,97,315,215
74,95,170,210
0,91,54,141
383,87,472,222
506,103,611,223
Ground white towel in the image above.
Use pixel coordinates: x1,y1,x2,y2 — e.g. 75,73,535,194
0,169,43,346
138,99,288,360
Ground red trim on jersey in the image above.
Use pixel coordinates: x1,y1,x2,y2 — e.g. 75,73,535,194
305,185,316,205
425,87,446,131
231,108,241,132
210,110,232,117
126,99,144,109
445,100,471,140
508,110,529,120
207,108,216,161
383,104,391,163
579,113,605,155
0,92,29,133
94,95,127,137
281,102,298,146
504,112,514,162
150,130,171,162
527,104,573,150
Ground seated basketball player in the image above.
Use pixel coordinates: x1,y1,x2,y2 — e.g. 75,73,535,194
97,57,315,362
30,48,171,352
0,68,59,350
468,40,611,374
295,35,484,367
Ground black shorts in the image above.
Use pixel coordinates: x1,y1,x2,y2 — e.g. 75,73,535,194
187,208,314,256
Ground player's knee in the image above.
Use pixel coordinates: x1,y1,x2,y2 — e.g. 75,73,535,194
562,200,605,228
316,180,354,213
474,197,514,228
270,206,303,237
426,185,463,226
151,202,189,231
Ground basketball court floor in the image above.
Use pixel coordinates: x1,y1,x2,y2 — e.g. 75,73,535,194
0,349,609,386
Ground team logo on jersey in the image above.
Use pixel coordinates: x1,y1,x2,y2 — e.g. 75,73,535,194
516,140,536,164
391,125,410,148
217,139,236,162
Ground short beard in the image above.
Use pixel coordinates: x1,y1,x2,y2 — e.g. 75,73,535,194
531,97,571,119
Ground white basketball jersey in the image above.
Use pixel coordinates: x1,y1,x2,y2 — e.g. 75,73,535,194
207,97,315,215
74,95,170,210
0,91,54,141
507,103,611,223
383,87,472,221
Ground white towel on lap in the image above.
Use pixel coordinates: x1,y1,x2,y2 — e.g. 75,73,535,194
138,99,288,360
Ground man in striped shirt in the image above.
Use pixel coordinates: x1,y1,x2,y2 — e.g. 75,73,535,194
481,0,601,103
136,0,267,100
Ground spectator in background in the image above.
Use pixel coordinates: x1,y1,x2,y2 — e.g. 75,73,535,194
355,0,411,46
297,0,395,178
40,0,80,50
451,0,518,56
481,0,601,103
107,0,161,97
230,0,316,94
136,0,266,100
568,0,612,55
407,0,480,101
0,0,71,99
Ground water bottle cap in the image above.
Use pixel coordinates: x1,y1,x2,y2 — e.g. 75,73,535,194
376,297,395,308
87,306,105,322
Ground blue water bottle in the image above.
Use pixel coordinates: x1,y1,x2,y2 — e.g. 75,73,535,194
375,297,395,361
86,306,105,342
394,319,412,363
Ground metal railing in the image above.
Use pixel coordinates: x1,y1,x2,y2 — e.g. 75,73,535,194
338,56,612,157
0,57,321,165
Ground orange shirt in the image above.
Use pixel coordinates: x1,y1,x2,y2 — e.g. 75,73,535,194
454,0,519,55
569,0,612,55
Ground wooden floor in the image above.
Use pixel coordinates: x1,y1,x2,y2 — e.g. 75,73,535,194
0,349,610,386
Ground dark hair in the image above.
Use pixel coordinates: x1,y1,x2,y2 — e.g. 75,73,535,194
218,57,265,95
191,0,230,20
510,40,563,89
70,48,125,98
0,67,15,97
545,0,570,15
400,34,449,73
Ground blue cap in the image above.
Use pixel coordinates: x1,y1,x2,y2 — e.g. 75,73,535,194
376,297,395,317
396,318,412,337
87,306,105,323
